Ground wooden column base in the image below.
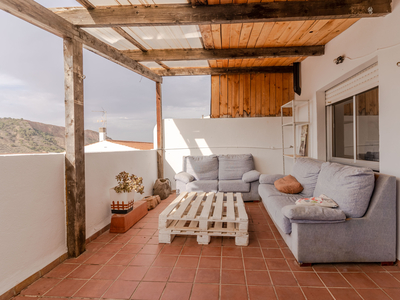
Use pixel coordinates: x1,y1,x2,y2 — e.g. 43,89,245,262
110,200,148,233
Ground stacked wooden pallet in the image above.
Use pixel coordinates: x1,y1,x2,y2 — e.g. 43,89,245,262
159,192,249,246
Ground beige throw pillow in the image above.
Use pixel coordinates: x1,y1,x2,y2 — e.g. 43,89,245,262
274,175,304,194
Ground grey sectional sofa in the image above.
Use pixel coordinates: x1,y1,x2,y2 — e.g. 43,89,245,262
258,158,397,264
175,154,260,201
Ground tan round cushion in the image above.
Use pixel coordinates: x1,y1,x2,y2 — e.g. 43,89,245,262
274,175,304,194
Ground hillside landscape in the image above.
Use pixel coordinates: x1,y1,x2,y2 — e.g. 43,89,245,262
0,118,101,154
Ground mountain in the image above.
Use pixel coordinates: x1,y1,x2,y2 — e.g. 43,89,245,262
0,118,102,154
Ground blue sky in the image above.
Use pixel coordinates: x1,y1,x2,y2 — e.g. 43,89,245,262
0,0,210,142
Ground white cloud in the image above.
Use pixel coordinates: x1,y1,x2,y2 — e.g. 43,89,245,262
0,74,25,88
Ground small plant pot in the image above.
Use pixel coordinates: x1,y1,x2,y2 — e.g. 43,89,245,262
110,189,134,214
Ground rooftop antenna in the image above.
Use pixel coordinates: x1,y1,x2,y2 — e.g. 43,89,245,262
92,108,107,141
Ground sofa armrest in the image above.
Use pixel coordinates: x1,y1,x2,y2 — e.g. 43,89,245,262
242,170,261,183
259,174,285,184
175,172,195,184
281,205,346,224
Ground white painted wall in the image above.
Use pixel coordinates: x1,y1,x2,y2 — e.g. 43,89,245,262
0,154,66,296
85,150,157,237
163,117,294,190
0,150,158,295
300,0,400,259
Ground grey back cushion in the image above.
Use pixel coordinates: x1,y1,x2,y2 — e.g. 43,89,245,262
291,158,323,197
184,155,219,180
219,154,255,180
313,162,375,218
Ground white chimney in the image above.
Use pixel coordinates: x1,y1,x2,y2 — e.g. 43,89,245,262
99,127,107,142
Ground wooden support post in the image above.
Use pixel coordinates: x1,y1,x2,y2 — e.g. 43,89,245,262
156,81,164,179
64,37,86,258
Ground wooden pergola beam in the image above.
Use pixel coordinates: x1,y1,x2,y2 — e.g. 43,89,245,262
155,66,293,76
51,0,392,28
0,0,162,83
123,46,324,62
76,0,96,10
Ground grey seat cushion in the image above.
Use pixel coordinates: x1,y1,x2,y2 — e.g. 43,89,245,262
313,162,375,218
259,174,285,184
291,158,323,197
281,205,346,223
186,180,218,193
219,154,255,180
219,180,250,193
184,155,218,180
259,183,291,198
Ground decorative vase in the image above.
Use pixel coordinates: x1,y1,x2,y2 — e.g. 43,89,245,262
110,189,134,214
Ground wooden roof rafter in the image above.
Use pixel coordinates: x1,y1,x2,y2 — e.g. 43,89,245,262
155,66,293,76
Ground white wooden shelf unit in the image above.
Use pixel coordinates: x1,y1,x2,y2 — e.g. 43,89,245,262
281,99,310,174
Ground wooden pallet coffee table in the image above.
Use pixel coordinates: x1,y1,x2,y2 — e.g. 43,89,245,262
158,192,249,246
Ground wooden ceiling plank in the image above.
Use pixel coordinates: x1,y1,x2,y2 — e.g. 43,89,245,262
112,27,148,51
247,23,265,48
221,24,231,49
285,20,316,47
276,21,306,47
230,24,242,48
208,0,220,5
211,24,222,49
0,0,161,82
209,60,218,67
238,23,254,48
303,19,348,46
154,66,293,76
263,22,291,47
199,25,215,49
295,20,331,46
317,18,359,45
51,1,392,28
254,22,274,48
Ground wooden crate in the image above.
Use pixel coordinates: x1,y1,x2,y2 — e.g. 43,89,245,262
159,192,249,246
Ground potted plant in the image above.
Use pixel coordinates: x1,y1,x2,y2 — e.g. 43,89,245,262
110,171,144,214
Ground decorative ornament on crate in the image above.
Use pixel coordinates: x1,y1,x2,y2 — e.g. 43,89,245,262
110,171,144,214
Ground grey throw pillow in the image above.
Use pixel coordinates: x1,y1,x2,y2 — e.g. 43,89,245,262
282,205,346,222
174,171,195,184
242,170,261,183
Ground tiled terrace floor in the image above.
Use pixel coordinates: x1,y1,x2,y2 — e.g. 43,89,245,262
15,193,400,300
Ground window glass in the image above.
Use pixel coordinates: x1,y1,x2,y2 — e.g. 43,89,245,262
356,87,379,161
333,97,354,159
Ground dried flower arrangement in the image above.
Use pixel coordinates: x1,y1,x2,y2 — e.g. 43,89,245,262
113,171,144,194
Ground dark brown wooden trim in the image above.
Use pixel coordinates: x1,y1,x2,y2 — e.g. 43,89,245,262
0,0,162,82
112,27,148,52
123,46,324,61
156,66,293,76
64,37,86,258
76,0,96,9
156,82,164,179
51,0,392,28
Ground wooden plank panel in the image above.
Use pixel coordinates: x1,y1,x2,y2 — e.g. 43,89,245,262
239,74,245,117
263,22,290,47
282,73,290,116
275,73,283,115
238,23,254,48
243,73,251,117
226,193,235,222
211,75,220,118
269,73,276,116
285,20,316,46
247,23,265,48
230,24,242,48
186,193,206,219
227,74,233,115
220,74,228,117
250,74,256,117
235,193,248,222
212,193,224,220
255,22,274,48
199,193,216,220
233,74,240,117
199,24,214,49
318,18,359,45
296,20,331,45
221,24,231,49
255,73,263,116
276,20,305,47
211,24,222,49
263,73,270,116
304,19,347,46
170,193,197,219
209,60,218,67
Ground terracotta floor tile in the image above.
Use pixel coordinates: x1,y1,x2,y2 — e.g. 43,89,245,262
243,258,267,270
131,281,166,300
44,279,87,297
195,269,220,283
242,247,263,258
220,284,247,300
208,237,223,246
83,252,115,265
262,248,284,259
357,263,386,272
393,272,400,280
181,246,202,256
119,266,149,281
129,235,152,244
170,236,187,246
383,288,400,300
66,251,93,264
137,228,157,236
270,271,298,286
119,243,143,254
143,267,173,281
184,237,200,246
191,283,219,300
129,254,157,266
256,231,275,239
318,272,351,288
248,238,260,247
199,256,221,269
266,258,290,271
248,285,277,300
98,243,124,253
258,239,279,248
328,288,362,300
365,272,400,288
95,233,117,243
335,264,362,273
222,257,244,269
125,228,140,236
313,264,339,273
201,246,222,257
106,253,136,266
246,270,272,285
169,268,196,282
147,236,160,245
293,272,324,287
44,263,79,278
221,246,242,257
152,255,178,267
86,242,105,252
139,244,164,255
342,272,379,288
102,280,139,299
221,269,246,284
383,264,400,272
275,286,305,300
356,288,392,300
21,278,61,296
176,256,199,268
161,282,192,300
73,279,113,298
287,259,314,272
160,245,183,255
276,239,287,248
301,287,334,300
281,248,295,259
93,265,125,280
67,264,102,279
222,237,237,246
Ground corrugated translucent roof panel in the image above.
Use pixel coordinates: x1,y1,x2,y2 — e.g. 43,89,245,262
83,28,138,51
90,0,189,6
140,62,162,68
122,26,202,50
164,60,209,68
89,0,120,6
